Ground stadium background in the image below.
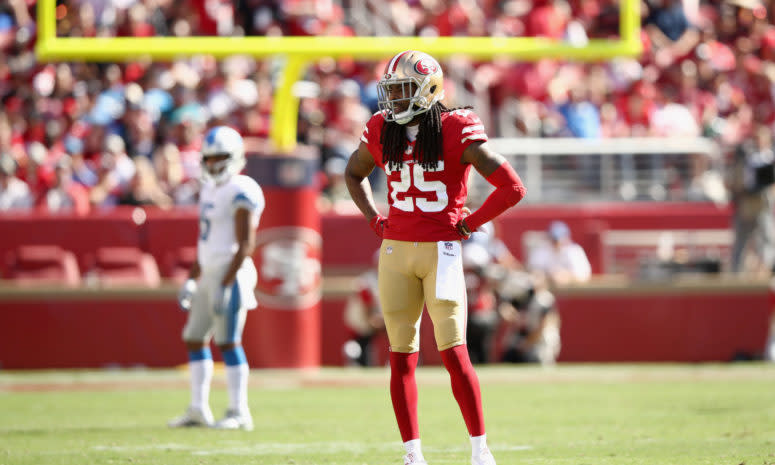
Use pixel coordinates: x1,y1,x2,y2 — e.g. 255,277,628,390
0,0,772,368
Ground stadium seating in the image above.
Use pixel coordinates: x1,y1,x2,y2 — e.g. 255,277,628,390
89,246,161,287
142,208,199,281
0,212,146,275
4,245,81,287
162,246,198,284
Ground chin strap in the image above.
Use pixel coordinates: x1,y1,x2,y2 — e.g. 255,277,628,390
395,114,413,125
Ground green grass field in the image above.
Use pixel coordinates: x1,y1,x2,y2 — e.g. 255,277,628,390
1,364,774,465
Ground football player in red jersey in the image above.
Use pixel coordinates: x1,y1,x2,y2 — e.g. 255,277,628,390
345,50,527,465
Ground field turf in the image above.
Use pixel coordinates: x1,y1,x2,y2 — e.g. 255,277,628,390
1,364,774,465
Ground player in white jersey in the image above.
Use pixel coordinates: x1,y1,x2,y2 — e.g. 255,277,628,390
168,126,265,431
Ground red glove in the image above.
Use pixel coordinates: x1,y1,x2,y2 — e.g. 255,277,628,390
369,214,387,238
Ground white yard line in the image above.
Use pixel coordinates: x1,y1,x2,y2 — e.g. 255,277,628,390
92,441,532,456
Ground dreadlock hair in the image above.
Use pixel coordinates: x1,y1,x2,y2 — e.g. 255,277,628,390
380,102,473,172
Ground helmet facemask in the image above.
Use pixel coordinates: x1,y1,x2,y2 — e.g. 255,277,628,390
202,152,246,185
202,154,229,184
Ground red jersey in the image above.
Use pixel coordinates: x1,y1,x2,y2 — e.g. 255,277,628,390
360,109,488,242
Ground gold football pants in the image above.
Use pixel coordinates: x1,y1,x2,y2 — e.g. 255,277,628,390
378,239,467,353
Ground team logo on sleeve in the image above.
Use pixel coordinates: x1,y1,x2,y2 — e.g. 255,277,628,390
414,59,438,75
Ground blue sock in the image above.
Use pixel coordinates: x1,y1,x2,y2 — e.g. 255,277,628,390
222,346,247,367
188,347,212,362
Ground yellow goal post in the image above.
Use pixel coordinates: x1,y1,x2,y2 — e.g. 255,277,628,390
35,0,641,153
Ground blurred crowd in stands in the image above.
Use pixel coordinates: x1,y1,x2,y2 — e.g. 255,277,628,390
1,0,775,214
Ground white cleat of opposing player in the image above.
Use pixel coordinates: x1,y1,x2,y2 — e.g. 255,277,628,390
167,406,214,428
213,409,254,431
168,406,254,431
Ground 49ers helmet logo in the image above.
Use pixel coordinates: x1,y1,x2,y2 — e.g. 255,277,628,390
415,58,438,75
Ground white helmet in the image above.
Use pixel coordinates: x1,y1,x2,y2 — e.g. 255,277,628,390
201,126,245,184
377,50,445,125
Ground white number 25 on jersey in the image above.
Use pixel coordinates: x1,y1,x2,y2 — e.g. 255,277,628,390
386,161,448,213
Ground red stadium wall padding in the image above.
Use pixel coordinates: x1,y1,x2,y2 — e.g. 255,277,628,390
0,297,188,369
320,215,382,268
554,290,770,362
320,298,353,366
320,298,435,366
142,208,199,276
0,287,768,369
0,202,761,369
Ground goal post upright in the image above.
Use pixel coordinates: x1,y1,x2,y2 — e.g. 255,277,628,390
270,57,307,153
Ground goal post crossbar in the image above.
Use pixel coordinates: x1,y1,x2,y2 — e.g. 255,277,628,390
35,0,641,151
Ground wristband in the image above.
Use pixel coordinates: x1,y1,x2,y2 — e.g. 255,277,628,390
456,218,473,238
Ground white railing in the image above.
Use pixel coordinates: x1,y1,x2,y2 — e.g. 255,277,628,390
602,229,731,278
472,137,725,205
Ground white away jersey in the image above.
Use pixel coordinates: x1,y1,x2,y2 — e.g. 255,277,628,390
198,174,265,268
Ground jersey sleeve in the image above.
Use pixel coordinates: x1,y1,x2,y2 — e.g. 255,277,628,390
360,111,386,165
232,178,265,217
450,109,488,150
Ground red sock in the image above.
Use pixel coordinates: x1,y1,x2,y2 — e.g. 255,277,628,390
389,351,420,442
440,344,485,436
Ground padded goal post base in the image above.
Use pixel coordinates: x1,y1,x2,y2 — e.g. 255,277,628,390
244,147,322,368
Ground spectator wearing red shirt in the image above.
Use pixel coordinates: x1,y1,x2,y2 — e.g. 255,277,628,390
524,0,570,39
18,141,54,205
617,80,658,136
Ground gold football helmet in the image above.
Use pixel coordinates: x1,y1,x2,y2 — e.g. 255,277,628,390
377,50,445,125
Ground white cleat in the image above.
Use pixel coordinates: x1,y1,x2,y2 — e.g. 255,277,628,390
214,409,254,431
472,447,496,465
167,406,214,428
403,452,428,465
